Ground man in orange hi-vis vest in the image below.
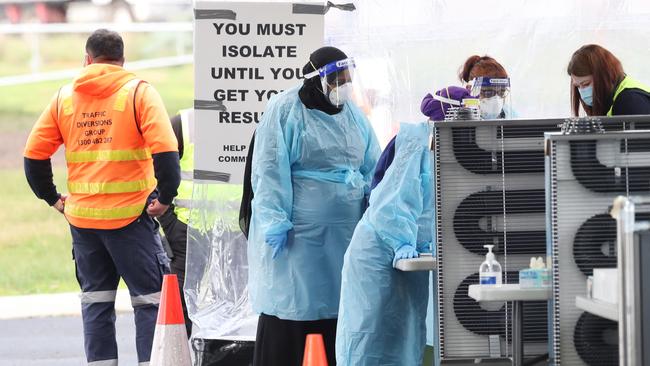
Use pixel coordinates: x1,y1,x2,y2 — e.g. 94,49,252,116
24,29,180,365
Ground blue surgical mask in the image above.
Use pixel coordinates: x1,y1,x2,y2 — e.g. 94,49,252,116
578,85,593,106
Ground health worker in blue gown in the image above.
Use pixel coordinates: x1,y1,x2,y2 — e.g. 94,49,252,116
336,122,434,366
248,46,381,366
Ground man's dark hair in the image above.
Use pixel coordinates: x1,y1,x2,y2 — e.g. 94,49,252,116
85,29,124,61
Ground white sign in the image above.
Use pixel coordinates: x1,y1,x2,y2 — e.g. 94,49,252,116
194,1,325,184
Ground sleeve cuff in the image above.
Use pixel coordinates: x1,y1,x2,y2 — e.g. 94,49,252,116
157,193,173,206
45,193,61,206
266,221,294,236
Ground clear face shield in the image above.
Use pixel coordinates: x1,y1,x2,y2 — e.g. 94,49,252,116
305,57,357,107
469,77,511,120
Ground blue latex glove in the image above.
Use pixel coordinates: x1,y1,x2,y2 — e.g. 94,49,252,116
265,232,288,259
392,244,419,268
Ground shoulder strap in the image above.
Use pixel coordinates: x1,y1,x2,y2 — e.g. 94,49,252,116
58,84,74,117
114,78,142,112
116,78,145,135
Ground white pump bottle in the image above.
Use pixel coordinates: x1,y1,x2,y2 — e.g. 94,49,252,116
479,245,502,286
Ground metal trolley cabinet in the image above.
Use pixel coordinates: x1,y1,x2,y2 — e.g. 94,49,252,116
611,196,650,366
545,124,650,366
435,116,650,365
434,118,565,364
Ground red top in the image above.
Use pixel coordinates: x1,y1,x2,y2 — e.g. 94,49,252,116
157,274,186,325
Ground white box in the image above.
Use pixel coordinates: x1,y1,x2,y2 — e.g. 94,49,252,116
592,268,618,304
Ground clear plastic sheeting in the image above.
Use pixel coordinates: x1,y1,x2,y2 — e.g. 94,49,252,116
184,181,257,340
326,0,650,139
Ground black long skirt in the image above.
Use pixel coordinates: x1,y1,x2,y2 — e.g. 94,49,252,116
253,314,337,366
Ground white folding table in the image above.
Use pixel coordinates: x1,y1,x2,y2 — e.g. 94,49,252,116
468,284,551,366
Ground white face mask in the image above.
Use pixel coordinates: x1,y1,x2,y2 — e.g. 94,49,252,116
328,83,352,106
480,96,505,119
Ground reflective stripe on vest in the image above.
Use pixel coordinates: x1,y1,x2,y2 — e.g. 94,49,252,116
65,148,151,163
174,108,195,224
61,87,74,116
65,202,145,220
607,75,650,116
68,177,157,194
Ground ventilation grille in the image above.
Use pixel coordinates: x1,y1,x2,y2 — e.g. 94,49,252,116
434,119,561,360
547,121,650,366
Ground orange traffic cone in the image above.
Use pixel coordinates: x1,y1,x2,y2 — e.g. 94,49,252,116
302,333,328,366
150,274,191,366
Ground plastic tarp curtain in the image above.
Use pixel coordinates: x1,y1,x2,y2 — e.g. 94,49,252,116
185,0,650,341
185,181,256,339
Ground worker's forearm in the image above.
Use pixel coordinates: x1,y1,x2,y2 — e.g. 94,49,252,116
24,157,60,206
152,152,181,205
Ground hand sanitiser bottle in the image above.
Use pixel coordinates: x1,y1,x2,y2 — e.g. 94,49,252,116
479,245,502,286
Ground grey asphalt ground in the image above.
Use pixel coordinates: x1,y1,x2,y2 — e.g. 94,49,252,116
0,313,137,366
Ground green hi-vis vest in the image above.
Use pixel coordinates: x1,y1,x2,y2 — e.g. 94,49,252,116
173,109,194,225
607,76,650,116
171,109,244,231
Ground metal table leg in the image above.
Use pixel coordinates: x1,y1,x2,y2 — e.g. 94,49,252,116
512,300,523,366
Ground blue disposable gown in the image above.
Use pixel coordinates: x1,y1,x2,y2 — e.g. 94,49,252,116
248,86,381,321
336,122,434,366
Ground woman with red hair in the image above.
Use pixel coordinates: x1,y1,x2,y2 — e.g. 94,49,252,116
567,44,650,116
459,55,509,85
459,55,513,119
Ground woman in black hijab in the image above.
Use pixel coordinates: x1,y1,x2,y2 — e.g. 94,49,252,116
248,46,381,366
298,46,348,114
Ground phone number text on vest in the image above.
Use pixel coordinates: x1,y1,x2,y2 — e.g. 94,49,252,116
76,111,113,146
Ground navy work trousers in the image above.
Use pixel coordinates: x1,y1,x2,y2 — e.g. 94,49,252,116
70,212,170,365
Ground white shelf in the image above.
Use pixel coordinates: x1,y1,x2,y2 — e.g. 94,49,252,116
575,296,618,322
468,284,551,302
394,254,437,272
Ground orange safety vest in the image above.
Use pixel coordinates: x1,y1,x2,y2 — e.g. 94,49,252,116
57,78,156,229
